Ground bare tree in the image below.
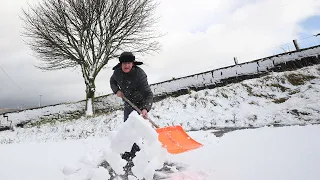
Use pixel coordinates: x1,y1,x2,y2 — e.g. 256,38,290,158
21,0,161,116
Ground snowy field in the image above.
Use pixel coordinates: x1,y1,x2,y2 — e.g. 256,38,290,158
0,65,320,179
0,119,319,180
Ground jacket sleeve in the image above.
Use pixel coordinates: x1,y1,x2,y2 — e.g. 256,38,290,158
138,69,153,111
110,73,119,94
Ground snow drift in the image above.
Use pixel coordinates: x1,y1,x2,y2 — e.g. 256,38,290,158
63,111,168,180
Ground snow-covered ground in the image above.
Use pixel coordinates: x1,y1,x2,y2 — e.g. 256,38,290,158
169,124,320,180
0,121,319,180
0,65,320,179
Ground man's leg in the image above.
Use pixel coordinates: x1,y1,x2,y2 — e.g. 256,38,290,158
123,104,134,122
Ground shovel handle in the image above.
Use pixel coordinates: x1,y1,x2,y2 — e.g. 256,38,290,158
122,96,160,128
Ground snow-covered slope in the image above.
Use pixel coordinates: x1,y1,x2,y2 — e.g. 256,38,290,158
1,46,319,127
1,64,319,144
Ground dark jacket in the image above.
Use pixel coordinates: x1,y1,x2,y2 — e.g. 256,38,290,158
110,66,153,111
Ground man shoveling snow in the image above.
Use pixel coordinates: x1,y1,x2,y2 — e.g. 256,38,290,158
109,51,153,122
109,51,154,173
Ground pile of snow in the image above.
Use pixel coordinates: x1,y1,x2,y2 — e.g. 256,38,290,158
63,111,168,180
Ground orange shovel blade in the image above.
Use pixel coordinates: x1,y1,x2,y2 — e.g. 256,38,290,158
156,125,203,154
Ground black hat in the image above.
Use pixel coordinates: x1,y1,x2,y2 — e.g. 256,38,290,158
112,51,143,70
119,52,135,63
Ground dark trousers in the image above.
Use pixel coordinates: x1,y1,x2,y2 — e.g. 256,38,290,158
124,104,134,122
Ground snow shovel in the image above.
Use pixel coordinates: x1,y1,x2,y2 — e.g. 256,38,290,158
122,96,203,154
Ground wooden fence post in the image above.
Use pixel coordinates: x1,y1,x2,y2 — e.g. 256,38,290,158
293,39,300,51
234,57,238,65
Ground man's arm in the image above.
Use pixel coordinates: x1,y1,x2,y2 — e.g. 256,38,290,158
138,70,153,111
110,73,120,94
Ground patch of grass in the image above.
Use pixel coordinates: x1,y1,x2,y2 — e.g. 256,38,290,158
286,73,317,86
204,91,209,96
248,101,258,105
221,92,228,98
289,109,311,116
153,114,161,119
192,93,199,100
269,83,290,92
210,100,218,106
273,97,289,104
262,76,286,84
248,115,258,122
242,83,274,99
280,77,286,84
288,89,300,95
255,93,273,98
169,93,181,98
242,83,253,95
26,118,70,128
24,110,112,128
261,76,273,82
275,77,287,84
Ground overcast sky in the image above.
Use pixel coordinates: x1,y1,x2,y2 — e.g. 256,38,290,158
1,0,320,109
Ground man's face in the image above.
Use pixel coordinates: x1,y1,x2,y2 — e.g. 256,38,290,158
121,62,134,73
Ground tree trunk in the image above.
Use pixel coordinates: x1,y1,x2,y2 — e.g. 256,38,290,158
85,78,96,116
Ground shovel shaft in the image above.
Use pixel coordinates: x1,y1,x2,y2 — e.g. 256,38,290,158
122,96,160,128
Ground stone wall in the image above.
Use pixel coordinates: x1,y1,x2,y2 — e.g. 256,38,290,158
0,94,122,128
153,53,320,101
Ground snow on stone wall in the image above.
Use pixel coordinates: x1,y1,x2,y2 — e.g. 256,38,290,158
0,94,122,127
1,46,320,127
150,46,320,95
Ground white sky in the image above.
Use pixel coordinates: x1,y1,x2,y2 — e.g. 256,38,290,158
0,0,320,108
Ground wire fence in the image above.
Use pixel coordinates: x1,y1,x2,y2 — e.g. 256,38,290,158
235,34,320,65
296,35,320,49
185,34,320,76
273,36,320,54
